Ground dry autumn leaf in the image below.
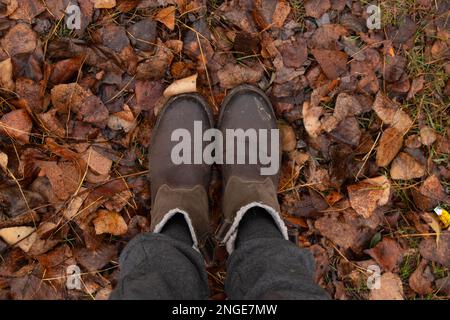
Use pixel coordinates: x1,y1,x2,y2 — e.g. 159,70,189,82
348,176,391,219
163,73,197,97
0,109,32,143
369,272,404,300
94,0,116,9
376,127,403,167
390,152,425,180
155,6,176,31
93,210,128,236
0,58,15,91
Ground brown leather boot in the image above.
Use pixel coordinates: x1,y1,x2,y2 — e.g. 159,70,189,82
149,93,215,263
215,85,289,253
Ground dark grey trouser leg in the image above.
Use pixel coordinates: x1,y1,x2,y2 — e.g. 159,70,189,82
225,207,330,300
110,215,209,300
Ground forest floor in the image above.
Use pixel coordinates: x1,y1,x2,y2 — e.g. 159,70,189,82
0,0,449,300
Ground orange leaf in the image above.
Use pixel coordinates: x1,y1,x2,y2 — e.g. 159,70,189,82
155,6,176,31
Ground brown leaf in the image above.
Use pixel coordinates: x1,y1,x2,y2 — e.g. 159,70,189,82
217,62,263,89
44,0,72,19
10,274,63,299
100,24,130,53
407,76,424,100
311,48,348,80
233,31,260,55
314,208,380,254
116,0,141,12
376,127,403,167
0,109,32,143
304,0,331,19
412,175,446,211
39,109,66,137
82,147,113,176
279,123,296,152
0,58,15,91
419,126,436,146
348,176,391,219
369,272,404,300
435,276,450,296
419,231,450,268
51,83,109,127
136,39,174,80
409,259,434,295
37,161,81,200
155,5,176,31
309,24,348,50
8,0,45,21
302,101,323,138
372,92,412,133
93,0,116,9
1,23,37,56
218,0,256,33
390,152,425,180
365,237,404,272
278,37,307,69
272,0,291,28
50,56,84,84
74,243,118,271
93,210,128,236
329,116,361,146
107,104,136,133
15,78,43,112
135,80,164,113
127,18,157,51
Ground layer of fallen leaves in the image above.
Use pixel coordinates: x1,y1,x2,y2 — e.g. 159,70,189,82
0,0,449,300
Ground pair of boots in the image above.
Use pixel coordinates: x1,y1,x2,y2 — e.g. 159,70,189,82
149,85,288,262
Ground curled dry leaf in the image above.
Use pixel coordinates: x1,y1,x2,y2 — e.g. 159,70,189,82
155,5,176,31
217,63,263,89
407,76,424,100
369,272,404,300
419,126,436,146
279,123,297,152
0,58,15,91
163,73,197,97
93,210,128,236
347,176,391,219
0,109,33,143
302,101,323,138
51,83,109,127
0,226,39,252
372,92,412,133
390,152,425,180
50,56,85,84
0,151,7,171
107,105,136,133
